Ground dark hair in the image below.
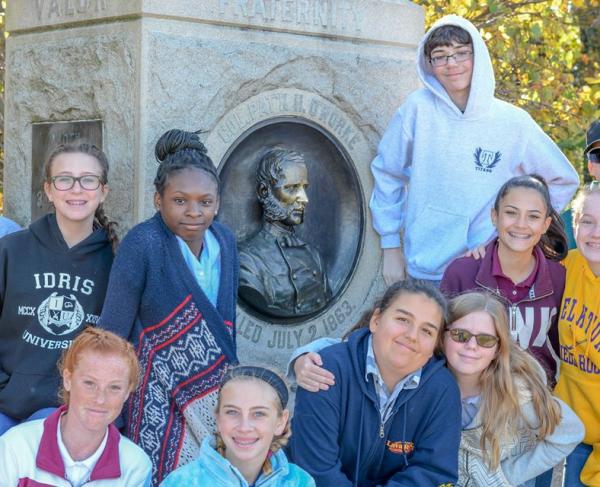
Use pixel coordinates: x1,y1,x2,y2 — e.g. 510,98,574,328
153,129,219,195
493,174,567,261
424,25,472,59
343,279,448,353
44,142,119,253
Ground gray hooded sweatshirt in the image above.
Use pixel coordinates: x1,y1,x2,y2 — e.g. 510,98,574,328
369,15,579,280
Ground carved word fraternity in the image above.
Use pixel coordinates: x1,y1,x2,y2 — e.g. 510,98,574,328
34,0,109,21
212,0,362,33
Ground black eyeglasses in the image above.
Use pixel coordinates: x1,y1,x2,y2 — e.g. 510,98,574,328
446,328,499,348
429,50,473,67
588,149,600,164
50,175,103,191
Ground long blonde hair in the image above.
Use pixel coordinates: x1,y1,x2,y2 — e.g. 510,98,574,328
448,292,561,469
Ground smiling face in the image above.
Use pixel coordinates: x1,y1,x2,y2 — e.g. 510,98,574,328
369,292,442,389
575,191,600,276
492,186,552,257
430,42,474,108
44,152,108,231
444,311,498,381
62,351,131,435
216,379,288,475
154,167,219,256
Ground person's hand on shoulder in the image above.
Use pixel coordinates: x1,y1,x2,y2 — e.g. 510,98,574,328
463,244,487,260
294,352,335,392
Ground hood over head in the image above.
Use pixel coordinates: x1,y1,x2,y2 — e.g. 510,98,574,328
417,15,495,119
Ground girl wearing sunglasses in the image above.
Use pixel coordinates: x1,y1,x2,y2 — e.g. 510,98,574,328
292,290,583,486
445,292,582,486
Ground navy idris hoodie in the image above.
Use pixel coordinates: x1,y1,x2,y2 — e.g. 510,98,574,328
0,214,113,419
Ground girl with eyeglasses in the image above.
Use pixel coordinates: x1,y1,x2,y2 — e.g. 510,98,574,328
555,184,600,486
445,292,582,486
0,142,118,436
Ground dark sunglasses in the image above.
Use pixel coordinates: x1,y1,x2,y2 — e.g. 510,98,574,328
588,149,600,164
446,328,499,348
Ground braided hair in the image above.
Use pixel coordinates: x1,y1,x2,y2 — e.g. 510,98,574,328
44,142,119,253
153,129,219,195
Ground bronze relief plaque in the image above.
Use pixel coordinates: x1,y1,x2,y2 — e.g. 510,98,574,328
218,118,363,325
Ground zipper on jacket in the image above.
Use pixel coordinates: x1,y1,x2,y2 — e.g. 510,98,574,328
379,422,384,438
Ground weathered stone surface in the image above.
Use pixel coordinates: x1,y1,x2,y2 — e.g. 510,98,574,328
9,0,423,47
5,1,424,371
4,22,140,231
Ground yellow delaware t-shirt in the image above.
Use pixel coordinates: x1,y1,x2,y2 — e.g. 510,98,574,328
555,250,600,484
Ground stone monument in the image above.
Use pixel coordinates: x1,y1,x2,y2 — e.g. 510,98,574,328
5,0,424,370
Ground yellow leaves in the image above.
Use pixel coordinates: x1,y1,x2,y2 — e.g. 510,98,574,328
414,0,599,173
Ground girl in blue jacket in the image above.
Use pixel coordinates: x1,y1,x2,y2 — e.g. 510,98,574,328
289,280,462,486
160,366,314,487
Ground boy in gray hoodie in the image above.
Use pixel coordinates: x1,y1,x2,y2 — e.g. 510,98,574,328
370,15,579,284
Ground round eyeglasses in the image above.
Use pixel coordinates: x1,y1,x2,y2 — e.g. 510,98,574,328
50,175,103,191
446,328,499,348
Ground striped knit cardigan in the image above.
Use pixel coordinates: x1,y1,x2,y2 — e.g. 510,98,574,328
99,213,239,485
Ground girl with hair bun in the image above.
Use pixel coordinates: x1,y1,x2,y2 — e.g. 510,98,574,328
441,174,568,383
0,142,117,436
99,129,239,484
160,366,314,487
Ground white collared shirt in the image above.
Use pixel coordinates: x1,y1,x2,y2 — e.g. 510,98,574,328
57,418,108,487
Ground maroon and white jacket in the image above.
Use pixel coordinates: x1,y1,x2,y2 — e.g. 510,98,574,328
0,405,151,486
441,239,565,383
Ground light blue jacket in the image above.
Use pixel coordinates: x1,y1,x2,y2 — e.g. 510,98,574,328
160,437,315,487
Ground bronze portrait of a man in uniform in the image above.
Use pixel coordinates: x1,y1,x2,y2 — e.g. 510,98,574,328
239,148,331,319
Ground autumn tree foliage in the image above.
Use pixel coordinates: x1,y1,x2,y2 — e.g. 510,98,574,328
416,0,600,179
0,2,598,188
